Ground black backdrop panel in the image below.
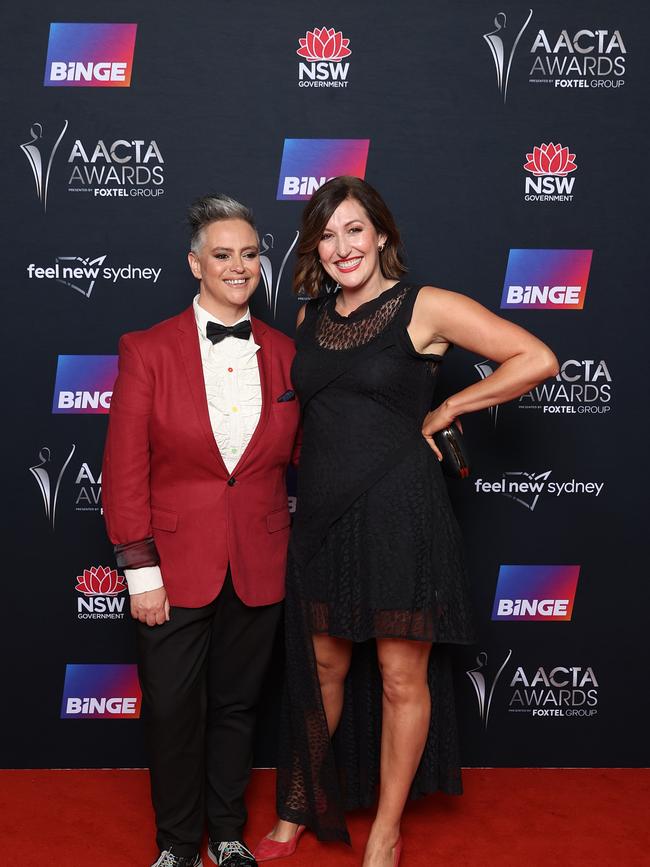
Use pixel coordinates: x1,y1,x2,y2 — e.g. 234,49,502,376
1,0,648,768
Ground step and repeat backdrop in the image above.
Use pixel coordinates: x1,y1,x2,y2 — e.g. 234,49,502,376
2,0,648,769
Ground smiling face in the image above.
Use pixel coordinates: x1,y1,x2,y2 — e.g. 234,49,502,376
317,197,387,293
188,219,260,322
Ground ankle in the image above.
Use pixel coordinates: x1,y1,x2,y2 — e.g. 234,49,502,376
367,821,401,846
268,819,299,842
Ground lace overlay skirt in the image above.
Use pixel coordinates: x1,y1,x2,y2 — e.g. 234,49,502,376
276,447,474,841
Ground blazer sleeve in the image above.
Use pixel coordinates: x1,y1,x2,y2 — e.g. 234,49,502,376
102,332,160,569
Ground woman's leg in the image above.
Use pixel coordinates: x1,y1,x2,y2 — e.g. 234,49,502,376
362,637,433,867
267,634,353,841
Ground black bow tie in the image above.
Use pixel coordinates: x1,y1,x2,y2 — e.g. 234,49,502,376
206,320,252,345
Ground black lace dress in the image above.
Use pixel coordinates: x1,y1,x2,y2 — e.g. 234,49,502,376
276,283,475,843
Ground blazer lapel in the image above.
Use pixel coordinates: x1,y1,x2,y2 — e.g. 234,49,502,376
233,316,272,473
176,306,229,475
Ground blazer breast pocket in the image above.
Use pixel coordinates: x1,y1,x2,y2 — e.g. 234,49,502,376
151,507,178,532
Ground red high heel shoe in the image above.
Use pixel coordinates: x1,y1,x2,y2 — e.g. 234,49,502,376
253,825,306,862
392,837,403,867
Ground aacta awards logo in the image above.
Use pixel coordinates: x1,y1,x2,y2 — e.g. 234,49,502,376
484,11,626,98
259,231,300,317
20,120,69,212
483,9,533,103
476,357,612,422
44,23,137,87
74,461,103,513
523,143,577,202
466,649,513,727
19,119,165,208
277,138,369,200
296,27,351,88
529,25,626,90
29,444,76,528
467,650,598,723
76,566,127,620
60,664,141,718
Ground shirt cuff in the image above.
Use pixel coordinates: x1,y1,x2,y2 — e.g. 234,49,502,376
124,566,164,595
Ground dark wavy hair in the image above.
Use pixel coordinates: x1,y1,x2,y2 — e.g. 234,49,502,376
293,176,407,297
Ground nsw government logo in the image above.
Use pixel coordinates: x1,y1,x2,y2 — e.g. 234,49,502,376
524,143,576,202
76,566,127,620
500,249,592,310
297,27,351,88
52,355,118,414
61,664,141,718
277,138,369,200
44,23,137,87
492,564,580,621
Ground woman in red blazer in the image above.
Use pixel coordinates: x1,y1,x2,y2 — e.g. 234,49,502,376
103,195,300,867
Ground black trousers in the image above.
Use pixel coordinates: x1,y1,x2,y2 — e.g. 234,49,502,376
136,568,282,856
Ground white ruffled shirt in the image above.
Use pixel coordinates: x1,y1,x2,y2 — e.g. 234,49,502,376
124,296,262,595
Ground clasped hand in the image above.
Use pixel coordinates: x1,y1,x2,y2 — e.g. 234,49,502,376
130,586,170,627
421,405,462,462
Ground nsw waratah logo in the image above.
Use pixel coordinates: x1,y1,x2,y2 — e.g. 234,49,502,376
44,23,137,87
76,566,127,620
297,27,351,88
76,566,126,596
524,143,577,202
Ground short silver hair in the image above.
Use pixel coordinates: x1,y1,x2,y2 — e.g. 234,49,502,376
188,193,257,253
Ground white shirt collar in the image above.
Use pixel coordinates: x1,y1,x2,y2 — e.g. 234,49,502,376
192,295,260,358
193,294,252,337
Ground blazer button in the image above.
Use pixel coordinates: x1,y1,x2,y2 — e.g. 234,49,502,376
227,477,237,486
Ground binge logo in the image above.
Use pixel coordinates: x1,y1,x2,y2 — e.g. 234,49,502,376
61,664,141,718
44,23,137,87
501,249,592,310
52,355,118,414
277,138,370,200
492,565,580,621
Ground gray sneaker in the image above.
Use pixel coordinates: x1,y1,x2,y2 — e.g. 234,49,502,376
151,850,202,867
207,840,256,866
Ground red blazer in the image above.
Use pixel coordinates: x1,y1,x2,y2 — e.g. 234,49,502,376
102,305,300,608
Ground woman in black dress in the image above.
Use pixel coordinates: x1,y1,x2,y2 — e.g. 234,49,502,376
254,177,558,867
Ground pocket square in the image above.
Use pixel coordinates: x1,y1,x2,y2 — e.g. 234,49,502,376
277,389,296,402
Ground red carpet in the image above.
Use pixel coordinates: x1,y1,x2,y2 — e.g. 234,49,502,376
0,768,647,866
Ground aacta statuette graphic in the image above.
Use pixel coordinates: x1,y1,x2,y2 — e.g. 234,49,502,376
259,231,300,318
483,10,533,103
475,359,499,425
29,444,76,528
466,649,512,728
20,120,68,212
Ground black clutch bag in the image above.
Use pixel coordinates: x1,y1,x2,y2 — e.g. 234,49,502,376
433,422,470,479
